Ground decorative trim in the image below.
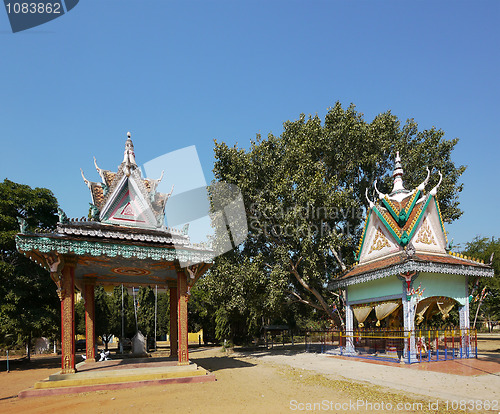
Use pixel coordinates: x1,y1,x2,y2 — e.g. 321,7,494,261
434,198,449,245
347,294,403,306
355,212,371,261
56,223,190,245
372,205,402,241
330,260,494,289
371,195,434,248
16,234,214,263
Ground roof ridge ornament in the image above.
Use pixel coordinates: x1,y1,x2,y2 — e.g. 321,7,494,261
429,171,443,196
373,180,386,200
93,157,102,174
123,131,137,177
80,168,91,189
417,167,431,191
365,188,374,209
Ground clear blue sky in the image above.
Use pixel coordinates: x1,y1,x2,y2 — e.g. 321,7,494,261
1,0,498,248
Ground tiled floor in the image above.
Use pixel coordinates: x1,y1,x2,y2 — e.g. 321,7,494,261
333,355,500,376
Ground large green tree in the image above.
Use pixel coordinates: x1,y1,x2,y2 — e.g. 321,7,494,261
0,179,60,358
462,236,500,330
209,102,465,333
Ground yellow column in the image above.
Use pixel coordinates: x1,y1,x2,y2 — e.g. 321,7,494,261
60,262,76,374
84,283,96,361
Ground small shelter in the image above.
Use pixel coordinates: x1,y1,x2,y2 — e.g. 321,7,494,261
330,152,493,360
16,133,213,373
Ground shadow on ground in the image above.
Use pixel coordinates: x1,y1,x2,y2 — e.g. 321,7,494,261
233,345,308,360
1,355,61,372
189,355,256,372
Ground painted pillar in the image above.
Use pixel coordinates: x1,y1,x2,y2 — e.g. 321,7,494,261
60,263,76,374
344,304,355,354
169,286,178,358
177,270,189,365
459,300,470,356
84,283,96,362
402,299,417,362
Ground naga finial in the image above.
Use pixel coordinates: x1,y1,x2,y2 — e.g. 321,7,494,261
93,157,101,173
57,208,69,224
417,167,431,191
17,217,28,233
430,171,442,196
373,180,386,200
80,169,91,188
365,188,374,209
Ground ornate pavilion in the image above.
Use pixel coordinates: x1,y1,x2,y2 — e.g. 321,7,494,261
330,152,494,360
16,133,213,374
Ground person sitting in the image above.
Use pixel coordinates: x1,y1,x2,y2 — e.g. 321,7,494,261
98,349,111,361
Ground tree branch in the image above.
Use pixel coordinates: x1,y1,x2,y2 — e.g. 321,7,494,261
289,258,338,324
329,243,347,272
287,291,323,311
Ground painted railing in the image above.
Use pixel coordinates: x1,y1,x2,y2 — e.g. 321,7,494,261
305,328,477,364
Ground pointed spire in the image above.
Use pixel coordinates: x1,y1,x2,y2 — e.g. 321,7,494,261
391,151,406,193
123,132,137,176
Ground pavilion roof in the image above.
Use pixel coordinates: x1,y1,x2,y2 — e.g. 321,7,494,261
15,132,214,287
80,133,171,229
330,152,494,288
330,251,493,289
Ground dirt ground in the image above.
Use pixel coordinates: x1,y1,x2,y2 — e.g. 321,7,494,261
1,336,499,414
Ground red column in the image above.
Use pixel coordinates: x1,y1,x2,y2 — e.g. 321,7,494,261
169,286,178,358
60,264,76,374
84,283,96,362
177,271,189,365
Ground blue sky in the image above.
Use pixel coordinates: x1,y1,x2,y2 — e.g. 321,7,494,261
0,0,498,248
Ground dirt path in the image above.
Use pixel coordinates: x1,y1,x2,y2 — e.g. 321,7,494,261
1,343,499,414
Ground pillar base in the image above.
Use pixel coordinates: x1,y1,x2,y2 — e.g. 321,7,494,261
61,368,76,375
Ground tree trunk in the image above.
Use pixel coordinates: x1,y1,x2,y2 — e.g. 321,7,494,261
26,332,31,362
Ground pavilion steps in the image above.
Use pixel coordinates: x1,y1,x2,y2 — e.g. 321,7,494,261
18,359,215,398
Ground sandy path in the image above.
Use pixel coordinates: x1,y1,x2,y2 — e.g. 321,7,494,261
1,343,499,414
243,350,500,403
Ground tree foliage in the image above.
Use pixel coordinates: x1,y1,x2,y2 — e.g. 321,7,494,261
0,179,60,356
206,102,465,338
462,236,500,330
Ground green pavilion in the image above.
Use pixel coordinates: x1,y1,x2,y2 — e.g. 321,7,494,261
330,152,494,361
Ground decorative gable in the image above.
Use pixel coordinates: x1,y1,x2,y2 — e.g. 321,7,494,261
411,199,447,254
81,133,170,230
358,214,401,264
100,176,158,228
355,152,446,262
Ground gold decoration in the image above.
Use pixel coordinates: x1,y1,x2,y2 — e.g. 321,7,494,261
415,218,436,245
368,227,391,254
177,271,190,365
